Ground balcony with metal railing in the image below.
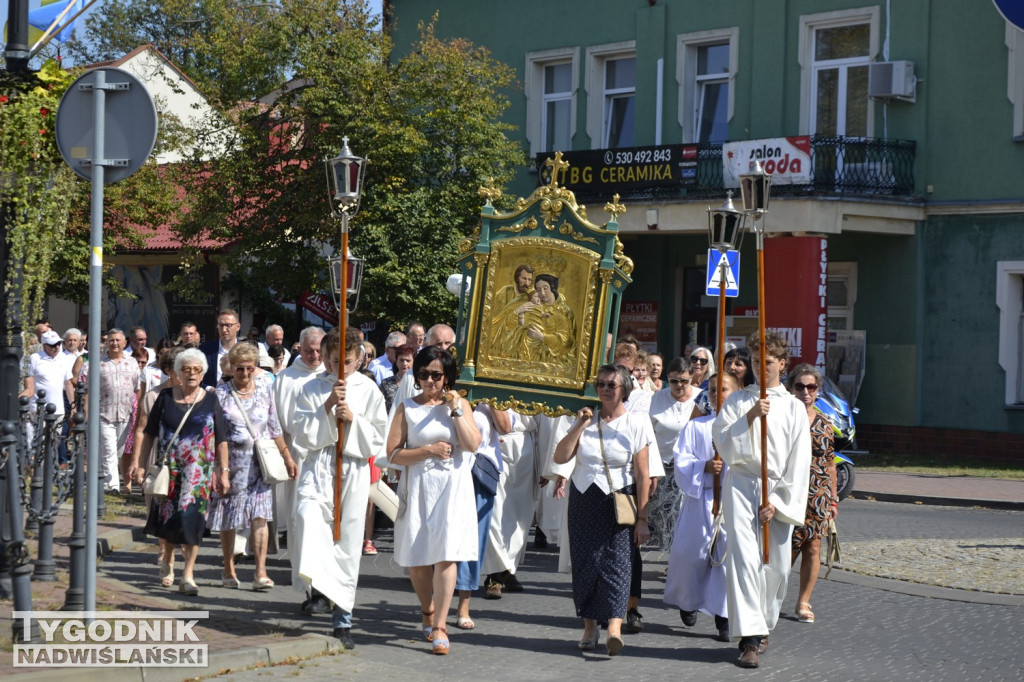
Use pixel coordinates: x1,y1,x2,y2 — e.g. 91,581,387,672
539,135,918,204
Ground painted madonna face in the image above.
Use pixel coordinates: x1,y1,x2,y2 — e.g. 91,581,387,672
535,280,556,304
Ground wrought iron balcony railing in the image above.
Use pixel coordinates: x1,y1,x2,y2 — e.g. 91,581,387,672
548,135,917,203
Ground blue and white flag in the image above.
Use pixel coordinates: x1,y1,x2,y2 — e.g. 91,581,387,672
28,0,84,43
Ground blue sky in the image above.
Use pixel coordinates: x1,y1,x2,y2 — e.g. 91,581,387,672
2,0,384,61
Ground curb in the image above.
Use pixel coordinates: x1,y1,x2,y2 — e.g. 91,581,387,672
850,490,1024,511
820,566,1024,607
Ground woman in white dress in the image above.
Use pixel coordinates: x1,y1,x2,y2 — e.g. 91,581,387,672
385,346,481,656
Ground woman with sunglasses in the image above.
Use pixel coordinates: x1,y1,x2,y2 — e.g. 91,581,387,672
786,363,837,625
386,346,481,655
689,346,717,416
208,342,297,592
647,357,697,552
553,364,654,657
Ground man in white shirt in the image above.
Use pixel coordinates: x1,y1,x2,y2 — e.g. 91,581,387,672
259,324,292,368
367,331,406,385
62,328,83,357
273,327,325,551
712,330,810,669
20,330,74,418
126,326,156,366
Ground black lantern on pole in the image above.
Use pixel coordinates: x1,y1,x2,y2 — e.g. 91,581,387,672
707,190,747,252
324,136,366,219
328,250,365,313
739,159,772,219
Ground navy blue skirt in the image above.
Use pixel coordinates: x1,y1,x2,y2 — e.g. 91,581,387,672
567,480,634,621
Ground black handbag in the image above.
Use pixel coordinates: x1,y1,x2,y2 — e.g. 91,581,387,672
471,454,501,496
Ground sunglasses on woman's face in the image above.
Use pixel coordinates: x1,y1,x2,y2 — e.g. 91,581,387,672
416,370,444,382
595,381,620,390
794,383,818,393
689,356,709,365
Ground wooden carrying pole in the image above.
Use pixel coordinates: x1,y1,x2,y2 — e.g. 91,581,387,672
333,226,349,542
756,242,769,564
712,256,727,516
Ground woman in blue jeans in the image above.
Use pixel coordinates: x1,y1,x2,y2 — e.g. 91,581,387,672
454,403,506,629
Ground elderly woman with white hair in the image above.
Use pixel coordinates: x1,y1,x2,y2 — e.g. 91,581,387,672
130,348,231,596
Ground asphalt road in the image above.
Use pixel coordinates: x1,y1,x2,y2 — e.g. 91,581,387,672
190,498,1024,681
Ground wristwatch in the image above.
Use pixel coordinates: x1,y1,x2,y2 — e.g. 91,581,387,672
450,406,464,418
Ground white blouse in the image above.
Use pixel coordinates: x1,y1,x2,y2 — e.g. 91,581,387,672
570,412,656,494
649,387,696,463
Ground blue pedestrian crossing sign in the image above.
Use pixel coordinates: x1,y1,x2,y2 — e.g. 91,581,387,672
705,248,740,297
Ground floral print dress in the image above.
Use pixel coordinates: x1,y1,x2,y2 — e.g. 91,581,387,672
207,378,283,531
792,411,836,549
144,389,227,546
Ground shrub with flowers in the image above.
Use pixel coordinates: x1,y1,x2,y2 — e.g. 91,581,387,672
0,59,77,339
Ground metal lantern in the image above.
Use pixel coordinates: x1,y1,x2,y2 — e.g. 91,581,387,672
739,159,772,216
329,250,365,313
707,190,747,252
324,136,366,218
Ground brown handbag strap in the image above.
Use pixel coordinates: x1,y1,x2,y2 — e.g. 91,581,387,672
595,418,620,492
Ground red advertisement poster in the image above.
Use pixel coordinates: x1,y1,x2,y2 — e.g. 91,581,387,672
619,301,659,352
763,236,828,371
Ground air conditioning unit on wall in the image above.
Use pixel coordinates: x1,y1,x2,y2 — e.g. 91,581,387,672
868,60,917,102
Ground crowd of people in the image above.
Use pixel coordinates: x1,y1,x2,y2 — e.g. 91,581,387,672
21,311,839,667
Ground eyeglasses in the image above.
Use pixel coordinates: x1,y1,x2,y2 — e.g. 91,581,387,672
416,370,444,382
595,381,620,390
217,322,239,329
179,366,204,375
793,383,818,393
689,356,709,365
668,378,690,385
234,366,256,373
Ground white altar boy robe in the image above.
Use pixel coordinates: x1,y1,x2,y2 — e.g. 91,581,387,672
273,357,323,538
663,414,728,617
712,384,810,640
291,370,386,613
482,412,539,575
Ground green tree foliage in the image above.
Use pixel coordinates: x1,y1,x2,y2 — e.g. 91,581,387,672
70,1,524,330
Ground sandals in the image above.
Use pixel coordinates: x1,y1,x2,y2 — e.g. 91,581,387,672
158,560,174,588
577,629,599,651
252,576,275,591
221,575,241,589
430,627,449,655
796,602,815,623
178,578,199,596
455,616,475,630
421,609,435,640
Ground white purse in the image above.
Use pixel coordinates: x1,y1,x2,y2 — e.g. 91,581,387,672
230,388,290,484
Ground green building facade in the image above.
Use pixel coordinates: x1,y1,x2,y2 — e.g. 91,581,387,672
388,0,1024,457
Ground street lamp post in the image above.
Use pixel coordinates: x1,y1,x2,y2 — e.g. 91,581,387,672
324,137,366,543
738,160,772,564
706,191,746,518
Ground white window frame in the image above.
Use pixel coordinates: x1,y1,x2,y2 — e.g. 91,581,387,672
585,41,636,149
1005,22,1024,140
798,7,879,136
827,261,858,331
996,261,1024,405
676,28,738,144
525,47,579,157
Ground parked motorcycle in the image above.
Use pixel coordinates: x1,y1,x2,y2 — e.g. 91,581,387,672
815,376,859,501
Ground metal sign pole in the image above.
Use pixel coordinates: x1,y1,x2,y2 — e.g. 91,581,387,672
84,69,108,616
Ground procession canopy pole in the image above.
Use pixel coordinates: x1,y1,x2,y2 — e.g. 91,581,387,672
712,256,727,517
756,230,769,564
333,220,349,543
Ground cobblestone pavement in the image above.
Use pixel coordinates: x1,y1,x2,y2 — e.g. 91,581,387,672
206,498,1024,681
5,496,1023,681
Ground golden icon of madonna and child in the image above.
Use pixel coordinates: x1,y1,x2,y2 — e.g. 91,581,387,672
477,240,600,387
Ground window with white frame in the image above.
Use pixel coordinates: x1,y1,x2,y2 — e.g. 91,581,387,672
1005,21,1024,140
996,261,1024,405
799,8,879,137
585,42,636,149
677,28,738,144
525,48,579,157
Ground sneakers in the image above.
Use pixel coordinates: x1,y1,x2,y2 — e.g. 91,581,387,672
503,572,523,593
737,644,759,668
362,540,378,556
332,627,355,650
624,608,643,634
